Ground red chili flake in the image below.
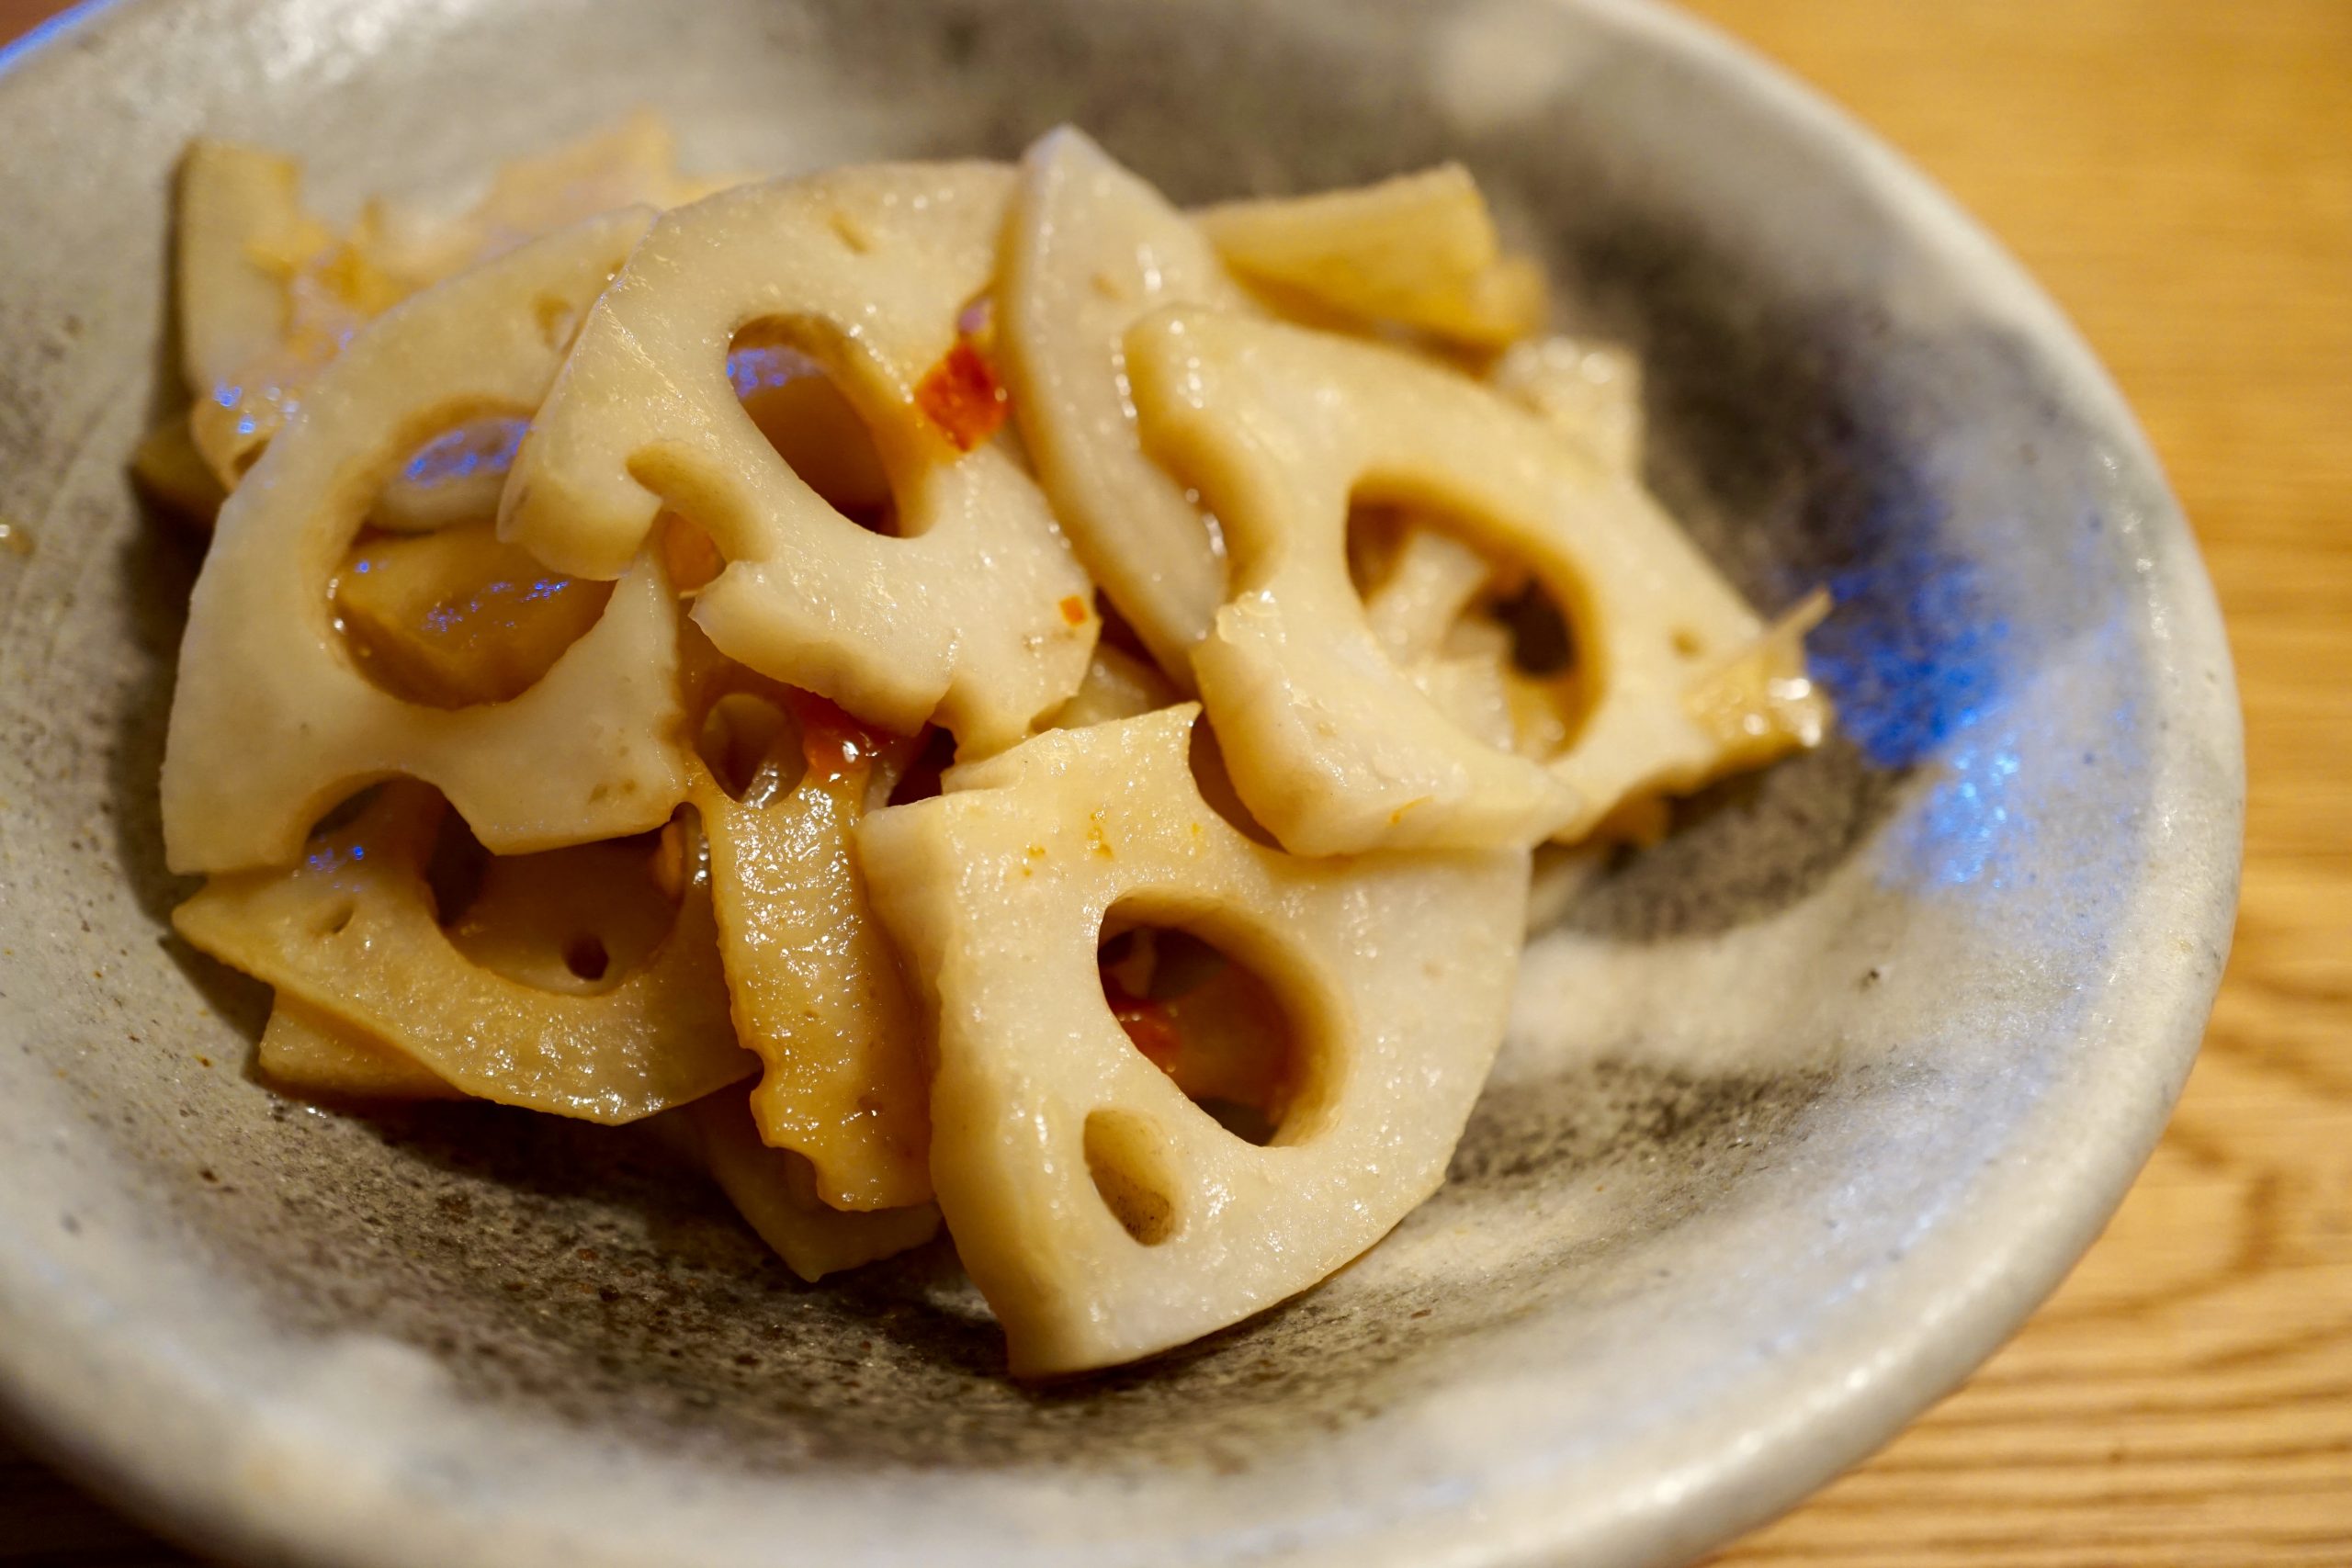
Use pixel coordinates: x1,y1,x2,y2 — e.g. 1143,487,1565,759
915,338,1008,451
1058,593,1090,627
786,690,888,784
1102,975,1184,1075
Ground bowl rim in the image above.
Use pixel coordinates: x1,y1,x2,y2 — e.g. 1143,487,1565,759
0,0,2245,1564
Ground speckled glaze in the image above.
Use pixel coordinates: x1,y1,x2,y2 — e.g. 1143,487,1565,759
0,1,2242,1564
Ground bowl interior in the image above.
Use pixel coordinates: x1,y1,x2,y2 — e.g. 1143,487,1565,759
0,2,2239,1564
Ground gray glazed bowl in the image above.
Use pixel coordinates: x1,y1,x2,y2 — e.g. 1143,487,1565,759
0,1,2243,1564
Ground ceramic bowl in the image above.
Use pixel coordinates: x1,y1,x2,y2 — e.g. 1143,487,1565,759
0,1,2242,1564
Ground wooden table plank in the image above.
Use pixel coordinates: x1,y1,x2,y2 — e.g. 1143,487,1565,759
3,2,2347,1564
1678,3,2352,1563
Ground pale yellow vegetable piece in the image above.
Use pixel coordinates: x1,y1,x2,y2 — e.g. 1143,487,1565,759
1358,525,1522,753
997,128,1253,680
256,997,459,1101
175,784,752,1123
1361,525,1495,664
1127,308,1826,853
1421,610,1579,767
1490,334,1645,474
1684,586,1834,772
161,212,695,874
501,164,1094,754
367,416,530,534
1193,164,1548,347
1048,644,1182,730
1197,165,1496,300
657,1091,941,1283
333,523,616,710
175,141,324,403
1409,650,1519,755
857,706,1529,1376
687,670,933,1213
1410,254,1549,349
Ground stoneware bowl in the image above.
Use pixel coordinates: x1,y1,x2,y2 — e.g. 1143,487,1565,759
0,0,2243,1564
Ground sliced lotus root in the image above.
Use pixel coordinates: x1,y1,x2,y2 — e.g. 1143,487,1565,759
255,996,458,1101
1126,307,1829,854
160,211,696,875
175,784,752,1122
684,656,933,1212
998,129,1256,681
1192,164,1546,348
857,706,1529,1376
655,1091,941,1283
500,163,1094,754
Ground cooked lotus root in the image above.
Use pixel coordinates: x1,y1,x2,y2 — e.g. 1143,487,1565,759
658,1091,942,1283
857,706,1528,1376
1126,308,1827,854
160,211,698,874
175,784,752,1122
685,656,933,1212
499,164,1094,754
998,129,1254,680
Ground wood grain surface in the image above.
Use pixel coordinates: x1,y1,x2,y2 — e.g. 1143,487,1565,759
4,1,2348,1564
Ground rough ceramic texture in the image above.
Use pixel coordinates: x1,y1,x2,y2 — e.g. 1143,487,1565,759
0,1,2241,1565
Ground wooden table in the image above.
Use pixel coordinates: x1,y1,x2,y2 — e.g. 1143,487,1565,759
5,1,2347,1563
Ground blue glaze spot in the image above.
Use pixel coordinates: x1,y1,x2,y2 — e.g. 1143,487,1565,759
1805,549,2008,772
1902,730,2024,889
